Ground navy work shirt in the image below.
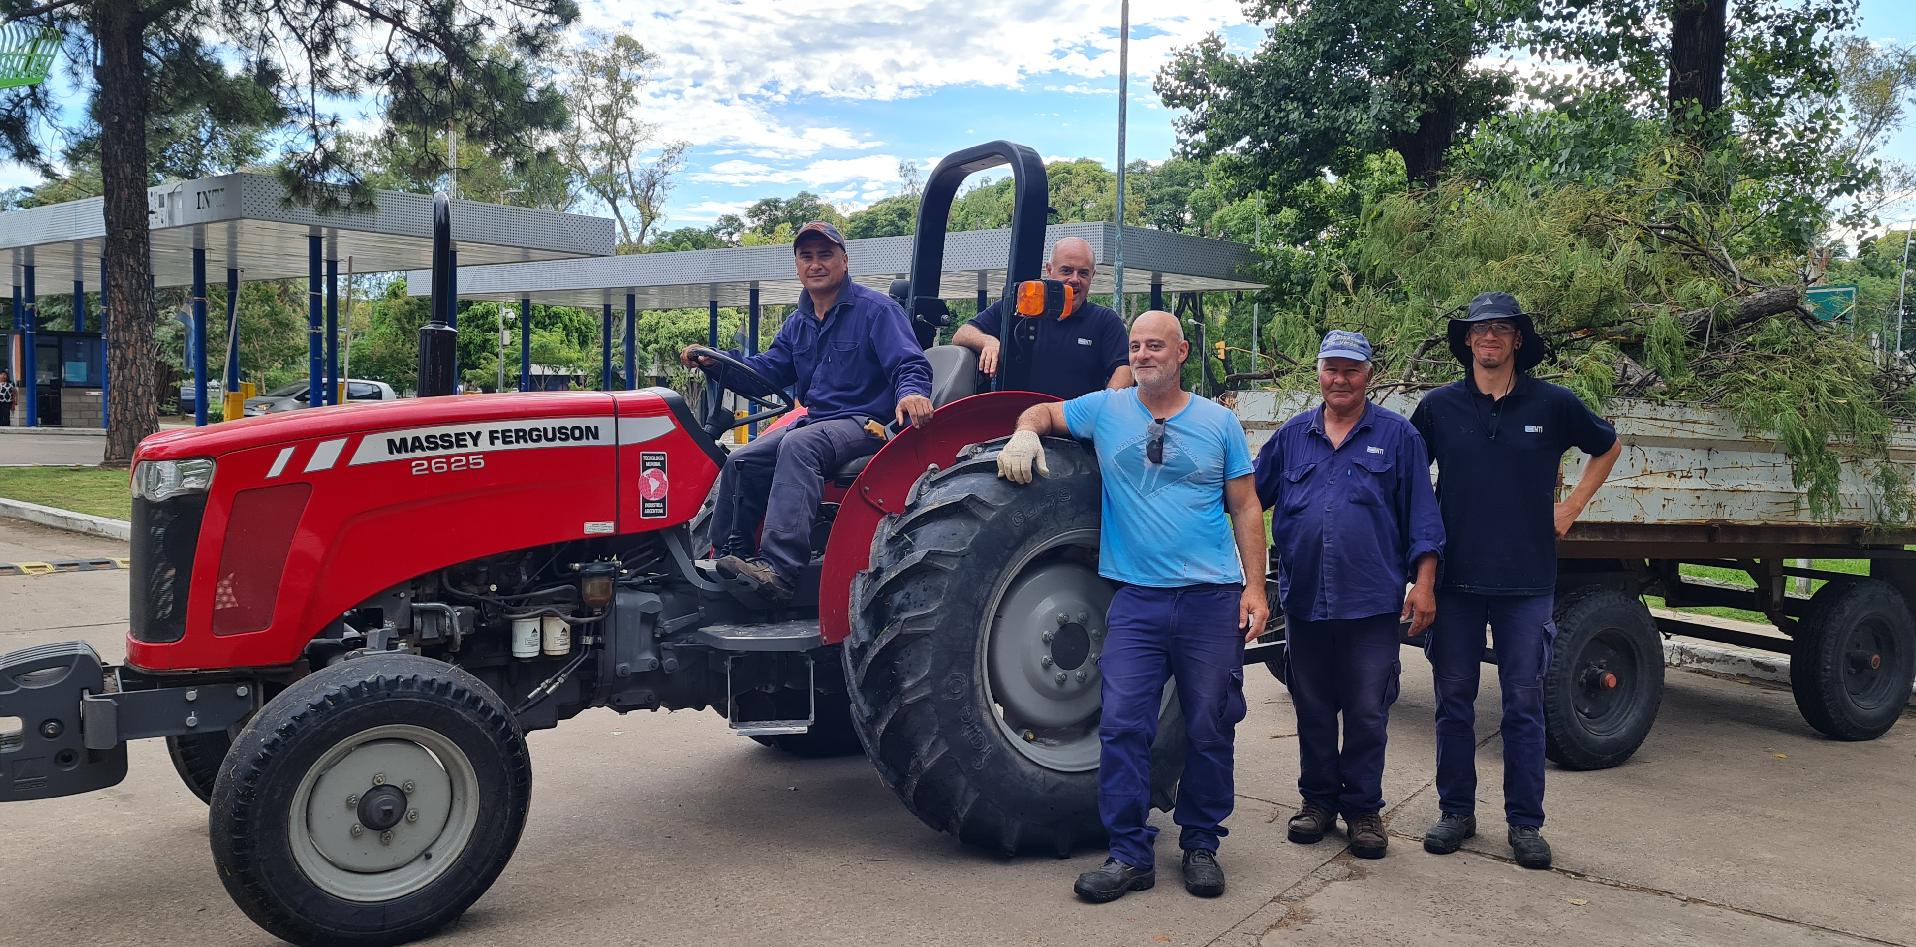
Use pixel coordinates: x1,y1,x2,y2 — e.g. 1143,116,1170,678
1255,402,1445,622
970,299,1127,399
719,279,932,424
1410,375,1618,595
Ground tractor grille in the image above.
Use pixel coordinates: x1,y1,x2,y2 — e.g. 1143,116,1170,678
129,493,209,644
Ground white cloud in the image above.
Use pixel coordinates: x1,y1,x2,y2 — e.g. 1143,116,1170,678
674,200,756,223
690,154,909,190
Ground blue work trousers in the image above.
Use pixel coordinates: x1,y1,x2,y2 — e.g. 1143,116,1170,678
1425,589,1555,828
708,418,878,582
1284,612,1402,817
1098,582,1247,869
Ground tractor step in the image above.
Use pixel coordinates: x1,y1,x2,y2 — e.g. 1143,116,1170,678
690,620,823,652
724,650,816,737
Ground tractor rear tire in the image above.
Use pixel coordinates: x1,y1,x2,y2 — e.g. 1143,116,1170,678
210,654,531,947
1792,580,1916,741
848,440,1187,857
752,646,865,757
166,731,231,804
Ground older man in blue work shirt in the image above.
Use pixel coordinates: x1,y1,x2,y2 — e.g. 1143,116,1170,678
951,237,1131,398
1254,330,1443,860
682,222,933,604
1411,292,1621,870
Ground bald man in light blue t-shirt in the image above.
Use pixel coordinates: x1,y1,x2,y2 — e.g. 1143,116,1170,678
996,310,1268,904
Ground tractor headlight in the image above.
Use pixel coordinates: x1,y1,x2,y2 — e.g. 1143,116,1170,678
132,458,217,503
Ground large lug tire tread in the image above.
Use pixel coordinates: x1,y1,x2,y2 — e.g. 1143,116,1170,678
846,441,1187,857
752,646,866,757
1792,579,1916,741
166,731,231,804
1543,588,1664,770
210,654,532,947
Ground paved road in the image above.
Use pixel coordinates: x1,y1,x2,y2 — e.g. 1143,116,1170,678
2,519,1911,947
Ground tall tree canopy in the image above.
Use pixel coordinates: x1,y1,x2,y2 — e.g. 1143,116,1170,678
0,0,577,463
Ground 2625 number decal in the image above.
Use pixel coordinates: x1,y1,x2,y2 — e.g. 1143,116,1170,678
411,454,486,475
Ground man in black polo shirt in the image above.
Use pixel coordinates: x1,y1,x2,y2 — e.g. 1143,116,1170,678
1409,291,1622,870
952,237,1131,398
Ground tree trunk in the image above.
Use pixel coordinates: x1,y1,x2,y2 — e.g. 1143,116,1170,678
1667,0,1729,133
95,0,158,466
1388,94,1460,190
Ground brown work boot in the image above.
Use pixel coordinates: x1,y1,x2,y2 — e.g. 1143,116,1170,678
717,555,792,603
1345,812,1388,859
1288,802,1336,844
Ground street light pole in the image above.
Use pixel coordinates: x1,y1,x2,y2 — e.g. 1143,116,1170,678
498,300,510,393
1112,0,1130,321
1896,220,1913,359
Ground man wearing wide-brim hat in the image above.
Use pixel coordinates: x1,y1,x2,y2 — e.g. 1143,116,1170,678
1408,291,1623,870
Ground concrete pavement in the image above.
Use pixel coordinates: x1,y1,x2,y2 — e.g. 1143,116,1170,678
1,520,1911,947
0,428,107,466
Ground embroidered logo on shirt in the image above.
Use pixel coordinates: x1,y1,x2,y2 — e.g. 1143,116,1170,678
1366,446,1385,454
1077,337,1093,345
1525,425,1544,433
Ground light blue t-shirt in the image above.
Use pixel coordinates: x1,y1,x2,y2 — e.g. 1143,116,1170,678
1063,388,1254,588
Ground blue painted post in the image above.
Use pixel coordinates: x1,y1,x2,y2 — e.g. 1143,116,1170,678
1150,279,1164,313
325,256,339,406
22,264,36,427
191,248,208,426
707,297,718,349
600,302,613,392
224,268,240,408
518,297,531,392
747,282,759,438
624,293,637,390
72,276,85,334
307,235,321,407
99,258,108,429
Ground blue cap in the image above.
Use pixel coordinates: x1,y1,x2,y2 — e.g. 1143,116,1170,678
1317,329,1372,363
794,221,846,252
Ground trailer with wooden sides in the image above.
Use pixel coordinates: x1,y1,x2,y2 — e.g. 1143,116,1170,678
1236,391,1916,769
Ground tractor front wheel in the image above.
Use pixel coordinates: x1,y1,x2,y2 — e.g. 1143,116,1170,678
848,439,1186,856
210,654,531,947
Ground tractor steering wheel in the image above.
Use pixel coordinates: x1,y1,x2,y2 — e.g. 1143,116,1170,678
688,345,795,440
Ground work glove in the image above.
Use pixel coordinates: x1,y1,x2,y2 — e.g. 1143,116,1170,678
996,430,1049,484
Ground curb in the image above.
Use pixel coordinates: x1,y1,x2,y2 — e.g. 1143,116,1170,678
0,497,130,542
1664,637,1916,701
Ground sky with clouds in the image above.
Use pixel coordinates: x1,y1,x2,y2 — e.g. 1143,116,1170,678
3,0,1912,229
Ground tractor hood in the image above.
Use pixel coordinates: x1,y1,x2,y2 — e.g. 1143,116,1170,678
135,392,624,463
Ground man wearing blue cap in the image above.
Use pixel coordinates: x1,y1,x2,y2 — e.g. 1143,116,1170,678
1410,291,1621,869
682,221,933,603
1253,330,1443,860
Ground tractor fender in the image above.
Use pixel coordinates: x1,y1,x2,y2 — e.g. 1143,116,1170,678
817,390,1053,645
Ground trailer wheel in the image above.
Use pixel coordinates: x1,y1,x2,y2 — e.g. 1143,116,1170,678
210,654,530,947
849,441,1187,856
166,731,231,804
1792,580,1916,741
1543,589,1663,770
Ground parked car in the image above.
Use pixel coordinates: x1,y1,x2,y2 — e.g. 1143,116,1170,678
242,378,398,416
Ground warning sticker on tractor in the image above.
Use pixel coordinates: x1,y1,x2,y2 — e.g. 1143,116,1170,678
639,452,669,519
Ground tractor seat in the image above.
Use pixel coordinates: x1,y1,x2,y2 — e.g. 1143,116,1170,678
829,345,980,485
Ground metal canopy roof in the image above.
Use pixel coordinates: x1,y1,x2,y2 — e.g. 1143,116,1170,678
403,222,1262,310
0,173,614,292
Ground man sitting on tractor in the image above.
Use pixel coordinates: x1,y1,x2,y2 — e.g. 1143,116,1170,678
952,236,1131,398
681,221,935,604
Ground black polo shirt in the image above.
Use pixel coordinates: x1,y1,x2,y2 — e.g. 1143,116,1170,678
1409,375,1617,595
970,299,1128,400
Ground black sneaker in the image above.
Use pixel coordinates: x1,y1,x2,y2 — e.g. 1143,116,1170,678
1181,849,1225,898
1288,802,1336,844
1422,813,1476,855
1508,825,1552,869
1073,858,1155,903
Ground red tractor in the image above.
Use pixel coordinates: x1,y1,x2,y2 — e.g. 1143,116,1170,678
0,143,1196,946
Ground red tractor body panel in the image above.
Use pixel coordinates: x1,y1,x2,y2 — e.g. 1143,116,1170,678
816,390,1052,645
127,391,720,672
